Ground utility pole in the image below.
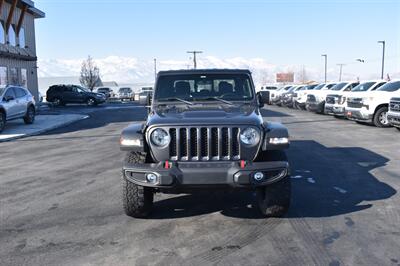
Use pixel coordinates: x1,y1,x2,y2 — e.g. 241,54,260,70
378,41,385,79
321,54,327,83
187,51,203,69
337,63,345,82
153,58,157,82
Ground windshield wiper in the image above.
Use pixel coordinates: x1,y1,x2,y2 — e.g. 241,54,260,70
195,97,235,105
157,97,194,105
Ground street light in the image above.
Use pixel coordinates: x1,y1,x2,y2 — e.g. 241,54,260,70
321,54,327,83
337,64,345,82
378,41,385,79
153,58,157,82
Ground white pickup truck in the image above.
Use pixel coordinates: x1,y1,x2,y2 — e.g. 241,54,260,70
324,81,368,116
293,84,318,110
271,85,292,106
306,82,337,113
346,80,400,127
387,96,400,131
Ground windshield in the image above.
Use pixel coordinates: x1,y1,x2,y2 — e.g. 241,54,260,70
331,82,348,91
98,88,109,92
351,82,375,92
0,87,5,95
155,74,254,102
77,86,90,92
313,84,325,90
376,81,400,92
119,88,132,92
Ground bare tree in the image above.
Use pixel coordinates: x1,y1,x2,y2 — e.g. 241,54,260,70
80,56,100,91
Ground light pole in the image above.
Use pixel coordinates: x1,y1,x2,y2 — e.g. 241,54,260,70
378,41,385,79
321,54,327,83
153,58,157,82
187,51,203,69
337,64,345,82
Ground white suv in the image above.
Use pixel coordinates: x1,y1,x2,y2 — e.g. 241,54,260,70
324,81,360,116
0,85,36,132
346,80,400,127
387,96,400,131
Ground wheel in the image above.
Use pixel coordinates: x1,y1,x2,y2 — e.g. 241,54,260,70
86,97,97,106
256,175,291,217
373,106,390,128
255,150,291,217
122,152,154,218
0,111,6,133
53,97,64,106
23,105,35,124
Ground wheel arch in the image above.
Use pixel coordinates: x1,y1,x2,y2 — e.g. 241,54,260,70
373,103,389,117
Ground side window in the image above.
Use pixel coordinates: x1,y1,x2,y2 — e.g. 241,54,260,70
372,82,385,91
0,21,5,44
4,88,16,99
14,87,27,98
64,86,73,92
326,84,335,89
7,25,16,46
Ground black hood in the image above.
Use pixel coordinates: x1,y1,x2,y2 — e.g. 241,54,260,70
146,104,264,127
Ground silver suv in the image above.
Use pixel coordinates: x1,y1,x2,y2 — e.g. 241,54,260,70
0,85,36,133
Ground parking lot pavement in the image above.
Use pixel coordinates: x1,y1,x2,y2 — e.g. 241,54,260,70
1,105,399,266
0,114,88,142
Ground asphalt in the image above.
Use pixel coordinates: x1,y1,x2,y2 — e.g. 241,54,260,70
1,103,399,266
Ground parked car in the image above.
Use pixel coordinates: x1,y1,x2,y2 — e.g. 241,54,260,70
387,96,400,131
306,82,337,113
271,85,292,106
324,81,360,116
281,85,304,108
346,80,400,127
118,87,133,101
138,87,153,105
46,85,106,106
261,86,279,104
97,87,115,99
0,85,36,133
119,69,291,218
324,80,386,117
294,84,318,110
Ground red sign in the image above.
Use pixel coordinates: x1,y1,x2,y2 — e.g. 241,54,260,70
276,73,294,83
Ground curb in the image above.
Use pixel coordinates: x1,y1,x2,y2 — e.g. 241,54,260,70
0,115,90,143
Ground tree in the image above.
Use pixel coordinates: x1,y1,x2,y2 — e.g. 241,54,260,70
80,56,100,91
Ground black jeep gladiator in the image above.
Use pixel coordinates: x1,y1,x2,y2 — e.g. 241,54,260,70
120,69,291,217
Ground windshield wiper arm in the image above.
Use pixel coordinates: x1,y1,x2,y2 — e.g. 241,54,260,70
158,97,194,105
196,97,235,105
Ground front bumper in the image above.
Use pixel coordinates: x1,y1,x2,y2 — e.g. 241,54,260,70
324,104,345,116
345,107,373,122
306,101,324,113
123,160,289,188
387,111,400,127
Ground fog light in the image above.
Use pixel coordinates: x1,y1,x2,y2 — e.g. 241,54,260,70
254,172,264,181
146,173,158,183
269,137,289,145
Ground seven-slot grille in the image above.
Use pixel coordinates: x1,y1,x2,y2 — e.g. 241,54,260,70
390,98,400,112
169,127,241,161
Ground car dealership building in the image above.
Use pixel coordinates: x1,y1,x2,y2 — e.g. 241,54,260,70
0,0,44,100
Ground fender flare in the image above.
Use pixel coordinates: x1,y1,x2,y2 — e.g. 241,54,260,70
120,123,146,152
262,122,290,151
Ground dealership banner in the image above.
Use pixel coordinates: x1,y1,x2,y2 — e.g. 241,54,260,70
276,73,294,83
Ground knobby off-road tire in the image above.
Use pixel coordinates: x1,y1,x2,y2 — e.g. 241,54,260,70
373,106,390,128
122,152,154,218
256,150,291,217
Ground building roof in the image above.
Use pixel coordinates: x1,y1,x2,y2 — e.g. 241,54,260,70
4,0,45,19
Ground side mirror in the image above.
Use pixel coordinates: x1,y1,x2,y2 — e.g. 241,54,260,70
4,95,15,102
257,91,270,107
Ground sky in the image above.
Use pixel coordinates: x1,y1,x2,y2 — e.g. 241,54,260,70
34,0,400,83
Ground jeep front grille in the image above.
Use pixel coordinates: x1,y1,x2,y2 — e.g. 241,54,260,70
169,127,241,161
390,98,400,112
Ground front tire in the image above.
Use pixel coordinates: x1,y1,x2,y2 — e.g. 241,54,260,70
86,97,97,106
256,175,291,217
122,152,154,218
0,111,6,133
255,150,291,217
23,106,35,124
373,106,390,128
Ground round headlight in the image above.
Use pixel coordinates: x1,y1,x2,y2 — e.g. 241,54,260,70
240,128,260,146
150,129,170,147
